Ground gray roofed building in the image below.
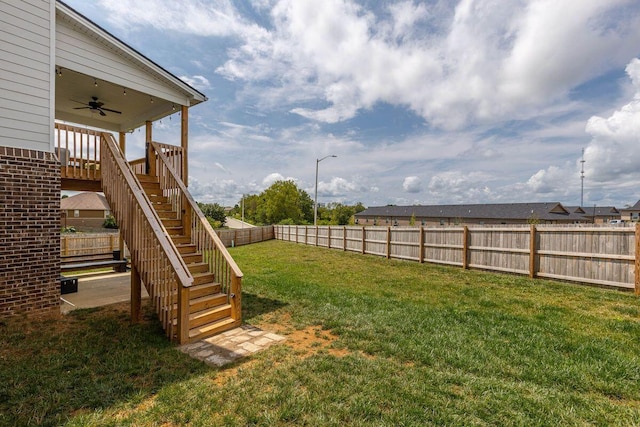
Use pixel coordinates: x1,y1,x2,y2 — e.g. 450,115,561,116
565,206,621,224
354,202,590,226
620,200,640,222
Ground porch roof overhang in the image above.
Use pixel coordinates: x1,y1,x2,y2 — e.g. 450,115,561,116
54,1,207,133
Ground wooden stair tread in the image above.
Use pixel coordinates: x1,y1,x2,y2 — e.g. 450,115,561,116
189,317,239,340
188,282,222,298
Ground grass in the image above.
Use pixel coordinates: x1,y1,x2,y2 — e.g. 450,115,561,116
2,240,640,426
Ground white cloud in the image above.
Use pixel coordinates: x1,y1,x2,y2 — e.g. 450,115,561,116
99,0,263,38
520,57,640,205
262,173,286,187
581,58,640,189
525,165,573,194
403,176,421,193
214,0,640,129
180,75,211,91
316,177,366,197
427,171,496,204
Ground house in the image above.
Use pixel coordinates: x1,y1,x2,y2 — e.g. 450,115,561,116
354,202,590,226
619,200,640,222
61,192,112,231
0,1,242,343
565,206,621,224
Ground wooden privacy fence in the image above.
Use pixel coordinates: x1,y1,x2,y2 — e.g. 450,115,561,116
61,232,121,256
216,226,275,248
274,224,640,292
61,227,274,256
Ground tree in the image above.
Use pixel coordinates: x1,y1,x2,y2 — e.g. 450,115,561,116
198,202,226,227
330,203,356,225
256,180,313,224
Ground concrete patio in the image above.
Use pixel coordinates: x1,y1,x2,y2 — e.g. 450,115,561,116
60,272,144,314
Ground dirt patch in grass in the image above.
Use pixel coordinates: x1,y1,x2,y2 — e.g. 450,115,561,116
283,324,349,358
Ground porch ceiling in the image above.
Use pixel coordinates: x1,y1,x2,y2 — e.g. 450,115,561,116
55,68,182,133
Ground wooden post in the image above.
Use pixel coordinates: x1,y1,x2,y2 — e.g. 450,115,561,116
145,121,154,176
118,131,126,153
305,226,308,244
182,194,192,240
386,226,391,259
419,226,425,263
362,226,366,254
231,273,242,321
295,225,298,243
131,264,141,323
181,105,189,185
327,226,331,248
529,224,537,279
315,226,319,246
635,223,640,295
462,226,469,269
343,226,347,251
177,284,189,344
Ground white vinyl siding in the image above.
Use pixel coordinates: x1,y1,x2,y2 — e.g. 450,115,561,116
56,18,189,106
0,0,53,151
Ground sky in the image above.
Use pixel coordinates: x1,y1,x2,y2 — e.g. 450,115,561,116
63,0,640,209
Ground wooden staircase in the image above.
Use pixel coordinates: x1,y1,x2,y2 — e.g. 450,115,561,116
136,173,240,341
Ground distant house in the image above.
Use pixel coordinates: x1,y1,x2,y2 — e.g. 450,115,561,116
565,206,621,224
61,192,112,231
619,200,640,222
354,202,590,226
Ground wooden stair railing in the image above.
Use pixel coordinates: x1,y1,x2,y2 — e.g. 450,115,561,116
100,132,194,343
148,141,243,333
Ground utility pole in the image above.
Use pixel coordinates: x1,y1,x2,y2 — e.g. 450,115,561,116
580,148,585,207
314,155,337,225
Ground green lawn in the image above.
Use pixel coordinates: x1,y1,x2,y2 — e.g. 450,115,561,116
2,240,640,426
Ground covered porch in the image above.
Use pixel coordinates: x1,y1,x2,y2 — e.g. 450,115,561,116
53,2,243,344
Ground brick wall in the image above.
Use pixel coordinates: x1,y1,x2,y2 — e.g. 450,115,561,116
0,147,60,317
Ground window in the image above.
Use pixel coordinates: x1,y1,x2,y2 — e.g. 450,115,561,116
74,210,79,218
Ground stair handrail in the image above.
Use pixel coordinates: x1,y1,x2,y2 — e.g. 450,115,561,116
150,141,244,281
101,134,194,288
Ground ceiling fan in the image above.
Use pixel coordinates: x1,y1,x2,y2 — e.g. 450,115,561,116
72,96,122,116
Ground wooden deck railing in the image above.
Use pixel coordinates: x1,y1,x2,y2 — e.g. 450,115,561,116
101,133,194,341
149,141,243,319
55,123,101,181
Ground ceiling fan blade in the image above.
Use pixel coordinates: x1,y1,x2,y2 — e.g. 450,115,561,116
99,110,107,116
71,99,88,105
101,107,122,114
73,106,90,110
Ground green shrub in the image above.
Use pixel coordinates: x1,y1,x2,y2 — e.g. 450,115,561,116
103,215,118,229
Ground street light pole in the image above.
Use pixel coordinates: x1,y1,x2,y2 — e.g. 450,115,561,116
314,155,337,225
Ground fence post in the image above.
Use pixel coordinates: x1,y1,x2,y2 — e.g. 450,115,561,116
529,224,537,279
305,226,308,245
634,223,640,296
343,226,347,251
295,225,298,243
419,226,425,263
462,226,469,269
327,226,332,249
386,226,391,259
361,226,366,254
315,226,319,246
